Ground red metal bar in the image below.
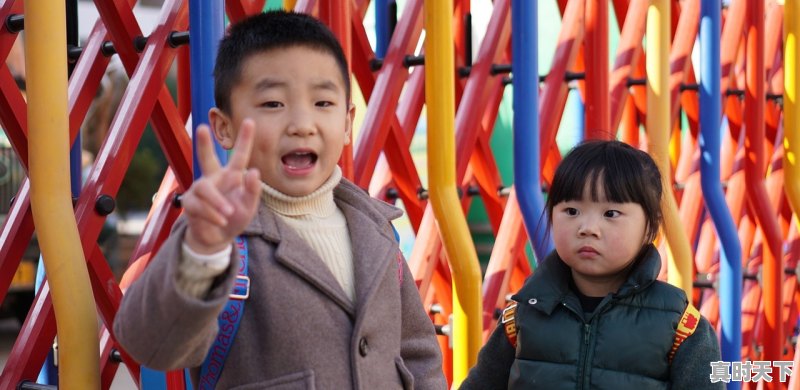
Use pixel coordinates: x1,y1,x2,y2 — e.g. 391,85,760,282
721,0,746,94
481,190,528,339
177,45,191,120
0,1,23,57
0,16,109,314
353,0,423,187
744,0,783,369
0,282,55,388
668,0,699,128
95,0,193,190
321,0,354,179
612,0,629,27
539,0,583,167
349,9,426,228
226,0,266,22
584,0,609,138
609,0,646,131
454,0,510,181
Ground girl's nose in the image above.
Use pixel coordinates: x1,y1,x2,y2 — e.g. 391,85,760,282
577,219,600,237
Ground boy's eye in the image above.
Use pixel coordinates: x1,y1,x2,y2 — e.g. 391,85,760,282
604,210,621,218
316,101,334,107
260,101,283,108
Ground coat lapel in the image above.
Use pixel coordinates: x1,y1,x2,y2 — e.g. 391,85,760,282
241,179,403,317
337,197,397,312
244,202,356,315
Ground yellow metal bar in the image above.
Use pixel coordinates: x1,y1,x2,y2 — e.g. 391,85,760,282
284,0,297,11
424,0,482,385
24,1,100,388
646,0,693,296
786,0,800,228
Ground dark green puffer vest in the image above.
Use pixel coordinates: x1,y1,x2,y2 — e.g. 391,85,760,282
508,245,687,389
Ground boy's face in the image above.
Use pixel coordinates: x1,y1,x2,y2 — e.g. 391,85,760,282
210,46,354,197
551,179,647,296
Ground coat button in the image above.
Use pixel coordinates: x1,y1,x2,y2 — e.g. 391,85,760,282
528,298,537,305
359,337,369,356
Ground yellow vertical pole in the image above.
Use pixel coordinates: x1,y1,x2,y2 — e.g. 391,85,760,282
646,0,693,296
424,0,482,385
284,0,298,11
786,0,800,229
25,1,100,388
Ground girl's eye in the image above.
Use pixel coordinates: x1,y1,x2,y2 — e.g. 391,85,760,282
604,210,621,218
564,207,578,216
261,101,283,108
316,101,334,107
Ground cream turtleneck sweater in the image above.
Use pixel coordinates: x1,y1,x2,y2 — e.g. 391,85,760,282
177,167,355,302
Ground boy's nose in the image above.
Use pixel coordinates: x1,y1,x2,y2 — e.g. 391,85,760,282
287,110,316,136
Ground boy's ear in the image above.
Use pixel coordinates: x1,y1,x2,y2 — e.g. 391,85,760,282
344,103,355,145
208,107,236,150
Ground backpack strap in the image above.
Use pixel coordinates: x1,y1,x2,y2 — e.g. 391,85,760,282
197,236,249,389
668,303,701,363
501,301,518,348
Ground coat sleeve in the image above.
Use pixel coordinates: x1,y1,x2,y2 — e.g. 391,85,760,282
112,218,239,370
669,316,724,389
398,255,449,389
460,321,515,389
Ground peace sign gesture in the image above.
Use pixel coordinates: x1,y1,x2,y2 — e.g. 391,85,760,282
182,119,262,254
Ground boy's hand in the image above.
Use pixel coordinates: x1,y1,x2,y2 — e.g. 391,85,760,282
182,119,262,254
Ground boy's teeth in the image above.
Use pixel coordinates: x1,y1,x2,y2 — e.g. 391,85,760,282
283,152,315,168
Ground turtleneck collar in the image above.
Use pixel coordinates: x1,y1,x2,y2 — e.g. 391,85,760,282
260,166,342,218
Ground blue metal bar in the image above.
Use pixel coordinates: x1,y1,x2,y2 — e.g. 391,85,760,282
190,0,226,178
700,0,741,383
512,0,551,261
375,0,392,58
140,1,227,388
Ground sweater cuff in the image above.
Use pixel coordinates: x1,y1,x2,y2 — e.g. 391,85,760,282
182,242,232,272
176,243,232,298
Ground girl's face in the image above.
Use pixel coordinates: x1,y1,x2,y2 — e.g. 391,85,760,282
551,179,648,297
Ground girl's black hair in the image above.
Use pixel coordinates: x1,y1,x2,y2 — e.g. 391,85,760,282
214,11,351,114
544,140,664,243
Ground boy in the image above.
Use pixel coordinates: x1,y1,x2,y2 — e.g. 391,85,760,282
114,11,447,389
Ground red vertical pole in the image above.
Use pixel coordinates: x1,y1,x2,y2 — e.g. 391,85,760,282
745,0,783,376
585,0,609,139
323,0,354,180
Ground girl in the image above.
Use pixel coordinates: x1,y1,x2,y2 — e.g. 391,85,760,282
461,140,721,389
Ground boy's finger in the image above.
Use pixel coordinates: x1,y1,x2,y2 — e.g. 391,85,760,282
228,119,255,171
196,125,222,175
241,168,262,209
184,189,232,226
189,180,235,217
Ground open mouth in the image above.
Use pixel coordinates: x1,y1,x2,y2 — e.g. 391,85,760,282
281,151,318,170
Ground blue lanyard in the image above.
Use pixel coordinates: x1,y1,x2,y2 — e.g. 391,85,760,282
197,236,249,389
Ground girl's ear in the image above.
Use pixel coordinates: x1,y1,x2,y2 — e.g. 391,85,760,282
208,108,236,150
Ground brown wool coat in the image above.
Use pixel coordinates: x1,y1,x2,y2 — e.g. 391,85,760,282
113,179,447,389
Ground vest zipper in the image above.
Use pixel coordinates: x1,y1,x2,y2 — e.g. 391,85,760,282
577,323,591,389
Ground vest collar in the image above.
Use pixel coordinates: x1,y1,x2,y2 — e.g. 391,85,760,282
512,244,661,315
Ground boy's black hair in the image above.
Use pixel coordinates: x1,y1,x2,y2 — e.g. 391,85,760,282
214,11,351,113
545,140,664,244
